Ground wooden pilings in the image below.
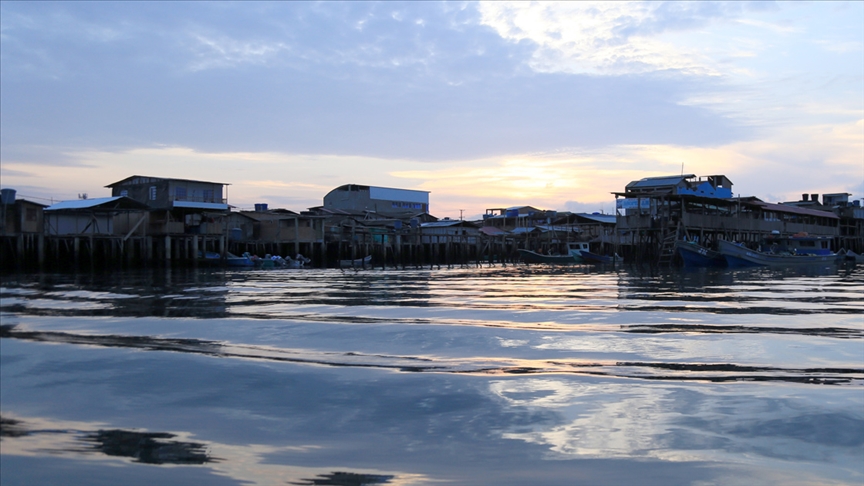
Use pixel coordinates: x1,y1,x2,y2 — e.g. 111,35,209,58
0,234,228,272
9,225,804,272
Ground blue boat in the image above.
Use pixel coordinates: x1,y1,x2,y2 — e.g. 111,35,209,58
718,237,838,267
676,240,726,267
199,251,254,267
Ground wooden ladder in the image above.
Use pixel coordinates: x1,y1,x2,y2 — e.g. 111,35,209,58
657,220,681,266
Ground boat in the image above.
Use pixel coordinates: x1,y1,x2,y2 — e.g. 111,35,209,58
339,255,372,268
517,250,579,264
675,240,726,267
579,250,623,264
717,237,838,267
198,251,254,267
837,249,864,264
285,254,312,268
226,252,255,267
518,242,590,264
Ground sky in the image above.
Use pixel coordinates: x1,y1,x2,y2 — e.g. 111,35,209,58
1,1,862,219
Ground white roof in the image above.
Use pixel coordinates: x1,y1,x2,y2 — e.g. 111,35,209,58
45,197,123,211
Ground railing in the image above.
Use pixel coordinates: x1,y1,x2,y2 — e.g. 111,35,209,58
616,213,839,237
171,196,228,204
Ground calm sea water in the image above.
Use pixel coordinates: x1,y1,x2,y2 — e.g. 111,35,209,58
1,263,862,486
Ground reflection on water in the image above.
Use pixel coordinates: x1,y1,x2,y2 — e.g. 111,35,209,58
1,414,215,465
1,265,861,319
0,413,413,486
1,264,863,485
490,378,864,462
289,472,395,485
83,429,213,465
3,324,860,384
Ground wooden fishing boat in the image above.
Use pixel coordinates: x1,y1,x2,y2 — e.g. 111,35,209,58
339,255,372,268
837,249,864,264
518,242,589,264
198,251,254,267
676,240,725,267
579,250,623,264
718,238,838,267
517,249,580,264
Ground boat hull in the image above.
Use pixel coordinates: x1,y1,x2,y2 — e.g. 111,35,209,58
676,241,726,267
517,249,581,264
339,255,372,267
718,240,837,267
579,250,622,264
838,249,864,264
199,251,254,267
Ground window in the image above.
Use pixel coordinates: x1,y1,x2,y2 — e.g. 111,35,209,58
119,190,128,197
175,187,187,200
149,186,157,201
202,189,214,202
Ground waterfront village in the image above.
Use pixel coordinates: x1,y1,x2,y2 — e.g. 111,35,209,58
1,173,863,271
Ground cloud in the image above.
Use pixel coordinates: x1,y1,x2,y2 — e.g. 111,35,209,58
0,167,36,178
0,1,861,216
477,2,759,76
187,34,290,72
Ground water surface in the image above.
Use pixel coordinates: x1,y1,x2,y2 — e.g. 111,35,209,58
2,264,863,485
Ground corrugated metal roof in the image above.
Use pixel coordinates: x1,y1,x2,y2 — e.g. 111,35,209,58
505,205,542,212
45,197,147,211
535,225,575,232
240,210,300,221
627,174,695,189
510,227,539,235
747,201,839,219
479,226,507,236
421,220,476,228
575,213,616,224
106,175,229,187
10,199,48,208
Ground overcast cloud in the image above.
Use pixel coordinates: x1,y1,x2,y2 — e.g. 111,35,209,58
1,1,861,217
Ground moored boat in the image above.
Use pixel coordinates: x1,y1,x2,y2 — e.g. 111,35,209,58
837,249,864,264
518,242,589,264
718,238,838,267
517,249,579,264
579,250,623,264
339,255,372,268
199,251,254,267
676,240,726,267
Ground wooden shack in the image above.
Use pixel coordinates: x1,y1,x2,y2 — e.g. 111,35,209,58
613,174,842,264
105,175,229,236
44,197,149,236
1,198,46,236
229,208,326,259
